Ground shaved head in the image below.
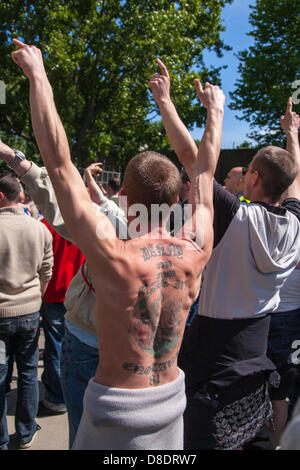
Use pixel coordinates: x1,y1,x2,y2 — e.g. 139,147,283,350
224,167,244,195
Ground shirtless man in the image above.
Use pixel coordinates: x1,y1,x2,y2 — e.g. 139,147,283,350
10,39,224,450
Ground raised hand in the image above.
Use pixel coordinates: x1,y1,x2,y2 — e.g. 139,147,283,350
280,97,300,134
194,80,225,111
11,38,46,80
148,58,171,105
0,140,14,160
85,162,103,177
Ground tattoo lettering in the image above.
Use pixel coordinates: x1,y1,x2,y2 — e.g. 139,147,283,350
156,270,176,280
157,261,172,270
149,375,160,386
173,279,187,290
137,278,168,297
140,243,183,262
122,354,178,375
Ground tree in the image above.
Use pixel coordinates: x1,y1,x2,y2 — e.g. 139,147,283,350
0,0,231,171
230,0,300,147
236,140,252,149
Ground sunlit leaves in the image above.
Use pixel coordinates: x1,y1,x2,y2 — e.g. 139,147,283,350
230,0,300,146
0,0,231,169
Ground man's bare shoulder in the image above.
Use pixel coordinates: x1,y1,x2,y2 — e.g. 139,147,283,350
88,235,205,290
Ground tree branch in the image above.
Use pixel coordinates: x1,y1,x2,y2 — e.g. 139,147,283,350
5,115,37,145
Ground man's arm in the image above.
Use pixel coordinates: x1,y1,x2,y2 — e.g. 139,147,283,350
40,280,49,296
0,142,74,240
38,224,54,292
149,59,198,179
84,162,106,205
0,141,31,176
179,81,225,254
281,97,300,200
11,39,118,261
84,162,127,222
149,60,225,253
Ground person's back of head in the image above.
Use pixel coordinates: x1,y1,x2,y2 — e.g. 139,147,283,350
0,174,22,205
107,177,121,196
180,168,190,185
122,151,181,212
179,168,191,203
250,146,297,204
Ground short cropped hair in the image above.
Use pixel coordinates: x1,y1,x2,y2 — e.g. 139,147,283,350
123,151,181,210
0,174,21,202
108,177,121,193
252,146,298,203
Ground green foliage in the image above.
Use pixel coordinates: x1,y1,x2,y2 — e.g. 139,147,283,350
230,0,300,147
236,140,252,149
0,0,231,170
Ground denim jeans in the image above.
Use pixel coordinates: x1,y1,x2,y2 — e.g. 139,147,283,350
0,311,40,449
60,327,99,449
41,302,65,405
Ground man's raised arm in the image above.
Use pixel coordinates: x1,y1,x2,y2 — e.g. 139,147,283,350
181,80,224,253
84,162,105,206
149,60,224,252
11,39,117,258
149,59,198,179
281,97,300,200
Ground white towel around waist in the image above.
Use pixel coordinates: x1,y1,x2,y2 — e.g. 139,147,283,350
72,368,186,450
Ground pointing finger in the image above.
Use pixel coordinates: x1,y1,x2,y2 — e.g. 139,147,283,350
286,96,293,113
156,58,170,79
12,38,27,48
194,79,204,95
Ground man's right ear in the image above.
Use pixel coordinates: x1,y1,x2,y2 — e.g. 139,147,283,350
0,192,6,204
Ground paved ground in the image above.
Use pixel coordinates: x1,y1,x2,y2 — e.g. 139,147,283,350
6,329,69,451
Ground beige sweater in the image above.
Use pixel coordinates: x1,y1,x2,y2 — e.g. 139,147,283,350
0,206,53,318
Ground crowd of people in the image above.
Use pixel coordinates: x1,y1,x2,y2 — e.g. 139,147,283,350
0,39,300,451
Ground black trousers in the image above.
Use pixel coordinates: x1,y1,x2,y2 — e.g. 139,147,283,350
184,375,275,451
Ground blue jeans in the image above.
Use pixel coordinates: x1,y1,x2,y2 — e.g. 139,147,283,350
0,312,40,449
185,291,200,330
60,327,98,449
41,302,65,405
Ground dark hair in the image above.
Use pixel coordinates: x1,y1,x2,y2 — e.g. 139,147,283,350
123,151,181,210
0,174,21,202
251,146,298,203
180,168,190,184
108,177,121,193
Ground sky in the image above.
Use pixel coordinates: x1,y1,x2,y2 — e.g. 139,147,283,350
191,0,256,148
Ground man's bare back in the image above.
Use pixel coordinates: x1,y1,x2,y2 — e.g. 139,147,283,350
10,40,225,448
92,234,205,389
